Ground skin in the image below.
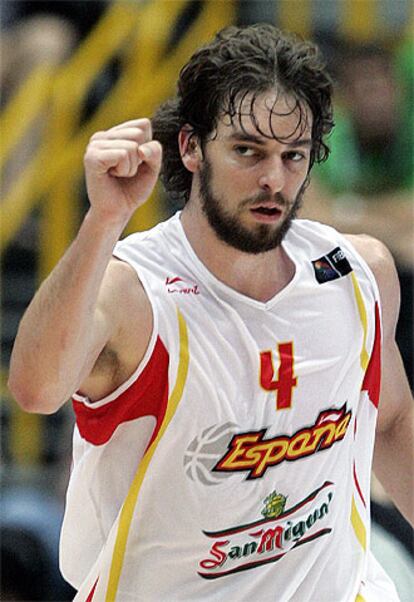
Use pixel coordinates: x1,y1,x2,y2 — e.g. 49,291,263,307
180,92,311,301
8,92,413,525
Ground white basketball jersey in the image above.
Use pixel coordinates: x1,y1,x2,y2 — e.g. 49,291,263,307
61,214,399,601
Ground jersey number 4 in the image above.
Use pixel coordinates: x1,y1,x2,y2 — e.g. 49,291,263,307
260,342,297,410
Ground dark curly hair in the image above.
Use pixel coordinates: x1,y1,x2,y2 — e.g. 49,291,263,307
152,24,334,204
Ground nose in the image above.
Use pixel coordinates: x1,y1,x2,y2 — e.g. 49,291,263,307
258,157,285,195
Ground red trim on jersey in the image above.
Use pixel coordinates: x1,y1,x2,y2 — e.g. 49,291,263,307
361,302,381,408
353,461,366,508
72,336,169,446
85,578,98,602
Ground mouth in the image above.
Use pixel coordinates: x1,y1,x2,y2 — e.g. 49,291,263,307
249,205,283,223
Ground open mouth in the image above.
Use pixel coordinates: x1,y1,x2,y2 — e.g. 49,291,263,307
251,207,281,216
250,205,283,220
249,205,283,223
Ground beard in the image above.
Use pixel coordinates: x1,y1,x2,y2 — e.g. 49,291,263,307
198,158,306,254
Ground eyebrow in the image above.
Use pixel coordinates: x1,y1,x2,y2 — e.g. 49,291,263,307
227,132,313,148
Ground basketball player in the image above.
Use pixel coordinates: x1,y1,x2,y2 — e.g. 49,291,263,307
9,25,413,601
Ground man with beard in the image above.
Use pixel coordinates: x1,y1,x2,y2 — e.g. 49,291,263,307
9,25,413,601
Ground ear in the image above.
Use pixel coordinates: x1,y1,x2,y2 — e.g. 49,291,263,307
179,126,201,173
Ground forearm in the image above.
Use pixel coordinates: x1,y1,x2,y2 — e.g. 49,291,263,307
373,404,414,526
8,209,127,413
9,119,161,413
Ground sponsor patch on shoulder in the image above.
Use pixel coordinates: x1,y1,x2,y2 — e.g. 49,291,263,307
312,247,352,284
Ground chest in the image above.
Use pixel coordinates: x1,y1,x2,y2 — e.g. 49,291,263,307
162,272,365,435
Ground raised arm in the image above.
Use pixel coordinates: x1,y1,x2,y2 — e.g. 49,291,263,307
347,234,414,526
8,119,162,414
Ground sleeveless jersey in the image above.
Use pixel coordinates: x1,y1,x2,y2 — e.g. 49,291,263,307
60,214,399,601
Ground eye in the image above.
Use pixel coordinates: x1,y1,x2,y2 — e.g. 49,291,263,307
234,145,258,157
283,151,306,163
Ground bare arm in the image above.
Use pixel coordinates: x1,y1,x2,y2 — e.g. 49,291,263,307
8,119,162,414
346,235,414,526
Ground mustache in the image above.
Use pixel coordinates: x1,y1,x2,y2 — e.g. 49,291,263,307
241,191,289,208
242,180,308,212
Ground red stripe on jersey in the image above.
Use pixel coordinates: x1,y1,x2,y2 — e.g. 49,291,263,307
85,578,98,602
361,302,381,408
73,336,169,446
353,461,366,508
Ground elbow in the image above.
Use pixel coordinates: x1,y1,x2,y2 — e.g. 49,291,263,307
7,372,64,415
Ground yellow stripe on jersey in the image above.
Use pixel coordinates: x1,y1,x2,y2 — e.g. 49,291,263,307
105,308,190,601
355,594,366,602
351,495,367,551
350,272,369,371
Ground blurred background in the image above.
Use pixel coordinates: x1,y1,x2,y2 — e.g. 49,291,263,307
0,1,412,600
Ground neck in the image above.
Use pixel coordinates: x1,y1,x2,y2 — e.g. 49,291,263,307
180,203,295,302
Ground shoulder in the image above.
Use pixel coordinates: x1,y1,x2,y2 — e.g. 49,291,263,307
106,255,142,284
102,256,145,297
343,234,398,292
97,257,152,362
344,234,400,337
100,257,150,320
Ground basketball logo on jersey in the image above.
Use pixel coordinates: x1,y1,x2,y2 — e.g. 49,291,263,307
183,422,239,485
312,246,353,284
183,406,352,485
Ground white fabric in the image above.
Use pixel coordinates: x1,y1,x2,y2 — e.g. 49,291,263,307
61,214,398,601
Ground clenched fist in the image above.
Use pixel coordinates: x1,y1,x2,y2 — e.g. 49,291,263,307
84,118,162,223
